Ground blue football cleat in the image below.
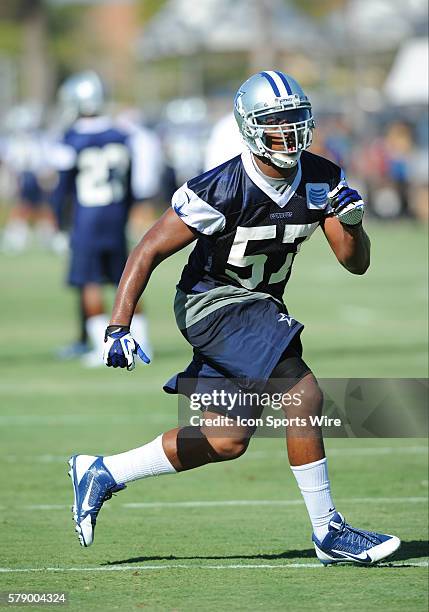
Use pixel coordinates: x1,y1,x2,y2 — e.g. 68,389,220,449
313,512,401,565
68,455,126,547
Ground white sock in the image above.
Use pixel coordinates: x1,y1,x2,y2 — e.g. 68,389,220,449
2,220,30,253
86,314,109,354
290,457,336,541
131,313,152,359
103,434,176,484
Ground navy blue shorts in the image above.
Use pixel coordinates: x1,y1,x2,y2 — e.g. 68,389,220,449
164,298,310,418
68,246,127,287
19,171,43,207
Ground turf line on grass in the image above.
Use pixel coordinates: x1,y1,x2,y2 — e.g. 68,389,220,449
0,414,169,426
0,562,428,573
7,496,428,512
1,446,427,462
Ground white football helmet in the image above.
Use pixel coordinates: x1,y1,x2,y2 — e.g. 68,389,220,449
57,71,106,122
234,71,315,168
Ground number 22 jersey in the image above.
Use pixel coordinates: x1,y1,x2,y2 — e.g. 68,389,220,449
50,116,154,250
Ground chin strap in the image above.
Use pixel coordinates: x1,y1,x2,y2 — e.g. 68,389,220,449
253,136,300,168
249,133,300,169
270,152,300,168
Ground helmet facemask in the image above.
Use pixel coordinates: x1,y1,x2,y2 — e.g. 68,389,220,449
242,104,315,168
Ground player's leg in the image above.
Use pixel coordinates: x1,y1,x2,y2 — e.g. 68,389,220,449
162,414,250,470
78,289,88,346
56,289,89,360
270,355,400,564
69,413,252,546
2,170,46,253
102,411,251,481
108,245,153,358
81,282,108,366
65,248,108,366
269,354,334,539
285,374,325,463
131,301,153,360
33,202,57,250
282,372,333,541
1,202,32,253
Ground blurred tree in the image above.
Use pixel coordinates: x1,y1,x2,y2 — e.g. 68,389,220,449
0,0,38,20
21,1,52,103
0,0,90,104
136,0,168,23
47,5,83,84
0,21,22,56
288,0,346,19
249,0,278,72
0,0,51,103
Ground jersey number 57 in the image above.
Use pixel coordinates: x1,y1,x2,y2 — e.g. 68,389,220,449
226,223,317,290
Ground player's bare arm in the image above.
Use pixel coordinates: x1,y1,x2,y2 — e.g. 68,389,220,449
110,209,196,327
322,215,371,275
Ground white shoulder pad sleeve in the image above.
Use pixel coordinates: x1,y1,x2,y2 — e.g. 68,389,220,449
171,183,226,235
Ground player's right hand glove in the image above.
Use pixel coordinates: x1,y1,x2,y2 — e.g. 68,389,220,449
328,183,365,226
103,325,150,371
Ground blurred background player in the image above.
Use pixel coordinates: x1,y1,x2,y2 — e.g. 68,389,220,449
115,107,165,239
50,71,156,367
203,112,244,171
0,102,56,254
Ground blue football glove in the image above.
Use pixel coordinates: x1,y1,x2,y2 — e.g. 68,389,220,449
328,184,365,226
103,325,150,371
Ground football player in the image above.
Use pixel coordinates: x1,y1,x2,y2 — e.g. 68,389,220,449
1,103,56,254
204,112,244,170
50,71,154,366
69,71,400,564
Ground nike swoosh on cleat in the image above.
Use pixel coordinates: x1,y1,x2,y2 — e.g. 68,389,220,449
81,476,95,513
332,549,372,563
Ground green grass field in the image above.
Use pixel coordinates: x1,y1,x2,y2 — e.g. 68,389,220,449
0,221,428,611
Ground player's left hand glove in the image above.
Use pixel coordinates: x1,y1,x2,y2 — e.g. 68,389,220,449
103,325,150,371
328,184,365,226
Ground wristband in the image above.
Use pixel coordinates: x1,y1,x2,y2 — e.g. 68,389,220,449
341,220,363,229
105,325,130,341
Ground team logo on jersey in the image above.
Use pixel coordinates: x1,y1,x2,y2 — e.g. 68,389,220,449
173,202,188,217
278,313,294,326
173,191,190,218
305,183,330,210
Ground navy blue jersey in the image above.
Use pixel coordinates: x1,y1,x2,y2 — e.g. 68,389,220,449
51,116,152,250
173,149,344,302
